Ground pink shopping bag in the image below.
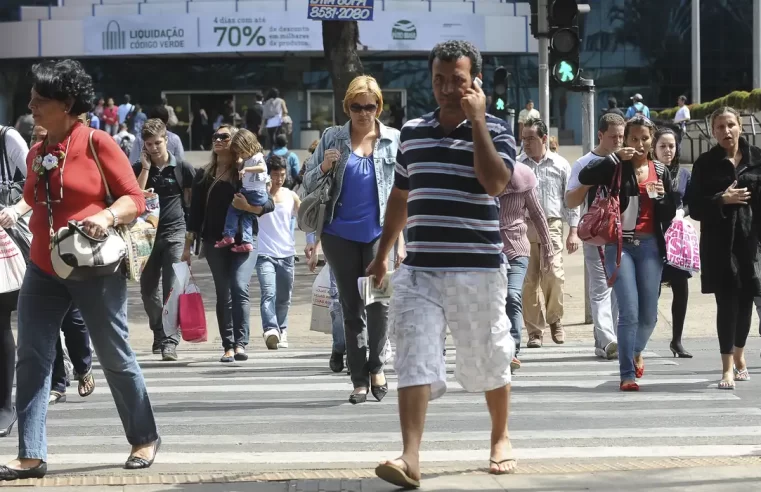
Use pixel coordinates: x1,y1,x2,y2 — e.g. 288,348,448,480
664,209,701,274
178,273,207,343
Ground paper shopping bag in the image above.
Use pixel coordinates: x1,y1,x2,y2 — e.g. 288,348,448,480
179,276,207,343
310,265,332,334
163,262,191,338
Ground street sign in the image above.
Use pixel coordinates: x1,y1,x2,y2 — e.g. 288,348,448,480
307,0,375,21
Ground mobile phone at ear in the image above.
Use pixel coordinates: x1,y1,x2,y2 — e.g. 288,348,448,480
474,77,483,89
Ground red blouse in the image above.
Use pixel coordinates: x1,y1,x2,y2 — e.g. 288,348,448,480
24,122,146,275
635,160,657,235
102,106,118,126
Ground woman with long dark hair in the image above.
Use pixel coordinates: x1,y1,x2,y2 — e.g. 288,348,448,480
578,116,677,391
654,126,692,358
687,107,761,389
182,124,274,362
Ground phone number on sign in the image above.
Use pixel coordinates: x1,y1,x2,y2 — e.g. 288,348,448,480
309,6,372,20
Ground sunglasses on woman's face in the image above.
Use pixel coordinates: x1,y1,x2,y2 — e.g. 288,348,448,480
212,133,231,142
350,103,378,114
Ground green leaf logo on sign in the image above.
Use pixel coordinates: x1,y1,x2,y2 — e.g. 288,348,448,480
391,20,417,41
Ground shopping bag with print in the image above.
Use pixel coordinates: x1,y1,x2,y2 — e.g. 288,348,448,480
0,227,25,294
310,265,332,334
665,209,701,273
163,262,191,338
179,272,207,343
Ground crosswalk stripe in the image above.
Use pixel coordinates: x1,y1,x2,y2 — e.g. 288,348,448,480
6,343,751,473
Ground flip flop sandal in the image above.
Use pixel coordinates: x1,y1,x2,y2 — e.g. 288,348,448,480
375,459,420,489
78,369,96,398
734,367,750,381
489,458,518,475
718,380,735,390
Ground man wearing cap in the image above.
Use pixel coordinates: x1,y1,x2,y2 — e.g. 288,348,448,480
625,93,650,119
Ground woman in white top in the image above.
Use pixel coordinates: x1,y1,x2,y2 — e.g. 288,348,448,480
262,88,288,150
256,155,300,350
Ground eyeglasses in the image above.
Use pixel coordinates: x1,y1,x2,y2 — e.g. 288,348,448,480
349,103,378,114
628,114,654,126
212,133,231,142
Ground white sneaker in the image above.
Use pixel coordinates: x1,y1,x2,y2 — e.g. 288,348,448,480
278,331,289,349
595,342,618,360
263,329,280,350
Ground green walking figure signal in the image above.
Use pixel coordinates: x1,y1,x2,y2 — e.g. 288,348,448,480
496,98,505,111
557,61,576,83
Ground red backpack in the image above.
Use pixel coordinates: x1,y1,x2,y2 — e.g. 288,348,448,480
578,162,622,286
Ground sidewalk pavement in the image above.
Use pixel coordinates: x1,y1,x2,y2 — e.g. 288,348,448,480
7,465,761,491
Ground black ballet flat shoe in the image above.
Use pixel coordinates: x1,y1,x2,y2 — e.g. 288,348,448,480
349,392,367,405
124,437,161,470
371,383,389,402
670,341,693,358
329,351,345,373
0,461,47,481
0,408,16,438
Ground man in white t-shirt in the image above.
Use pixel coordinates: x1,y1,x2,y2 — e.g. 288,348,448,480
565,112,625,360
674,95,690,130
517,100,540,145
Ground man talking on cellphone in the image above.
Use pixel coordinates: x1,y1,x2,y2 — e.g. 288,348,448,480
367,40,518,488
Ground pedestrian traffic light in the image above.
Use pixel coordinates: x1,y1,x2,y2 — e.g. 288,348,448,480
492,66,509,120
548,0,583,86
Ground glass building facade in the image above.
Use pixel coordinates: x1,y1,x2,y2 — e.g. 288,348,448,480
0,0,756,145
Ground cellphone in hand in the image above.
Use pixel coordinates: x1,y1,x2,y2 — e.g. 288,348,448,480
474,77,483,89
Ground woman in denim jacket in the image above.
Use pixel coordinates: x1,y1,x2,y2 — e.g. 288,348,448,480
303,75,405,404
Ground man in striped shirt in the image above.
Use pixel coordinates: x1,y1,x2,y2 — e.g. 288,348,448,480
367,40,518,488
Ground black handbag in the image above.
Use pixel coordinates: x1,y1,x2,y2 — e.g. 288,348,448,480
0,126,32,260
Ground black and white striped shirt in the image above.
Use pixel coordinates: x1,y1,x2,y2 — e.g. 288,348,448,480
394,110,516,271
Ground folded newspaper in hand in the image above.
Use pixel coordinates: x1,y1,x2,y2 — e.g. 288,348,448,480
357,273,393,305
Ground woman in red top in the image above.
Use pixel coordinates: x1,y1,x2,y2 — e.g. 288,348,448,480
578,116,677,391
102,97,119,136
0,60,160,482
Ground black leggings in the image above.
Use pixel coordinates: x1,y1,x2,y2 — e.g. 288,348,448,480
715,289,754,355
668,276,689,343
0,291,19,424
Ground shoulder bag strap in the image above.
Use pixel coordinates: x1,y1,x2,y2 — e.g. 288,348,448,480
88,130,114,205
0,127,9,184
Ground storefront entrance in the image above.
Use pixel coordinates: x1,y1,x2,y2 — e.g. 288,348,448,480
162,91,263,151
306,89,407,134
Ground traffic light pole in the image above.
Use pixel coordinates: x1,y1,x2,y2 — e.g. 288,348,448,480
579,77,595,324
537,0,551,135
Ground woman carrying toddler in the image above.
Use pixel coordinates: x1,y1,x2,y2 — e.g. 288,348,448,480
215,129,269,253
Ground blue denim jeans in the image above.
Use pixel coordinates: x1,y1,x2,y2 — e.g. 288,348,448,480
16,263,158,460
604,236,663,381
328,267,346,354
51,307,92,394
204,239,259,350
255,255,295,333
223,189,268,244
140,229,184,346
506,256,529,354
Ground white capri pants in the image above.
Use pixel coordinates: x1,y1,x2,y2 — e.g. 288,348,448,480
390,265,514,401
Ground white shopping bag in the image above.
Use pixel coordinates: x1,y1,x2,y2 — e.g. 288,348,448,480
310,265,332,334
162,262,191,337
0,227,26,294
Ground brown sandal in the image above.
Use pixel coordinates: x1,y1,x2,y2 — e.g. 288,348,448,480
375,458,420,489
78,369,95,398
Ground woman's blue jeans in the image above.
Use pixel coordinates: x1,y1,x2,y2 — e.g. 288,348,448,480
204,239,258,350
604,237,663,381
506,256,529,354
16,263,158,461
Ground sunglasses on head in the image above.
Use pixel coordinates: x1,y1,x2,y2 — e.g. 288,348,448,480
212,133,231,141
350,103,378,114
